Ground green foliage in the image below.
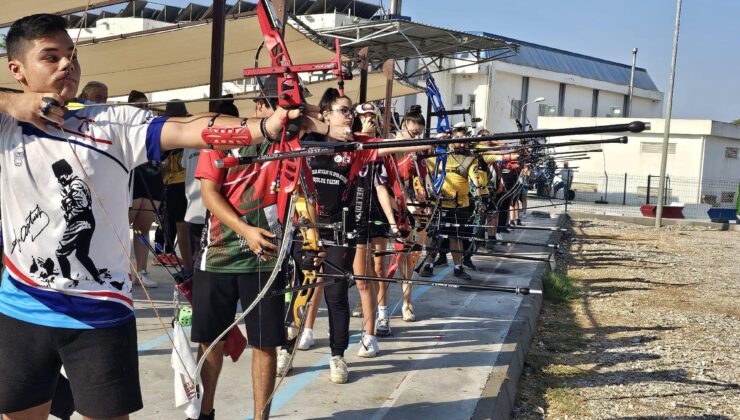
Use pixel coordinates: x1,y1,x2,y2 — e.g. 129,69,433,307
543,271,580,303
732,119,740,125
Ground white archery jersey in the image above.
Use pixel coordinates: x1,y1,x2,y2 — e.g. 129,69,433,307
0,105,165,329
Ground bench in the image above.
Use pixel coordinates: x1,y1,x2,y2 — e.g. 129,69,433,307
640,205,685,219
707,208,739,223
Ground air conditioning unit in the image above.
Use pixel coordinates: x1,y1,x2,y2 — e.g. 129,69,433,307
608,107,623,118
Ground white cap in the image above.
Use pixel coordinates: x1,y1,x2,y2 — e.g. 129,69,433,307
355,103,379,115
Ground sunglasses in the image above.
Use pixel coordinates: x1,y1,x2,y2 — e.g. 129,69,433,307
329,107,354,118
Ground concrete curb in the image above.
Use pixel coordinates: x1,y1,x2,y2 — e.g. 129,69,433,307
566,211,740,231
471,213,568,420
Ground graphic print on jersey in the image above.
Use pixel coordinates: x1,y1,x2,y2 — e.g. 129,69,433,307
15,159,118,291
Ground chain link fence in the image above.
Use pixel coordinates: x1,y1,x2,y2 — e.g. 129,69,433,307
526,171,740,221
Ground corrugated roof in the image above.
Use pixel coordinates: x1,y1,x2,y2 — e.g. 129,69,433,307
474,32,659,92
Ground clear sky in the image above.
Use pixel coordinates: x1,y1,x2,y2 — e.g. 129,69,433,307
401,0,740,123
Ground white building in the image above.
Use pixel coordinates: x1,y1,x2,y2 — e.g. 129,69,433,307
403,34,664,133
538,117,740,216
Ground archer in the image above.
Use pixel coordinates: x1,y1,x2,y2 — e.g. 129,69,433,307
0,14,322,420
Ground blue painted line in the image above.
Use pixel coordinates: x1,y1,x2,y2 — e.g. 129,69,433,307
249,266,454,419
138,326,190,352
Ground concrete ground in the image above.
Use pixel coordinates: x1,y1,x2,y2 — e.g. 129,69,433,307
69,213,561,420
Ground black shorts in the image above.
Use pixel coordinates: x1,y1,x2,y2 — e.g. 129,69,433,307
191,270,287,348
355,218,389,243
132,164,164,201
0,313,142,417
165,182,187,223
438,205,474,238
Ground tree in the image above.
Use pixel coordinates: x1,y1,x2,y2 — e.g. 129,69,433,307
733,119,740,125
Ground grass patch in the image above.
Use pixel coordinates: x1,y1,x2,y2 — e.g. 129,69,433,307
543,271,580,303
544,387,588,416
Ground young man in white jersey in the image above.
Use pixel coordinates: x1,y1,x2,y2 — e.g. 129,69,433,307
0,13,319,419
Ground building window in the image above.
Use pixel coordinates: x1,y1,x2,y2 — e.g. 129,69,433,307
607,107,623,117
640,142,676,155
573,109,583,117
726,147,738,159
454,94,463,106
510,99,522,119
538,104,557,116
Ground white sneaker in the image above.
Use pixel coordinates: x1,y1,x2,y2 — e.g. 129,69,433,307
351,302,363,318
402,304,416,322
357,335,379,358
296,328,315,350
137,270,158,288
276,348,292,376
329,355,348,384
375,317,392,336
286,323,299,341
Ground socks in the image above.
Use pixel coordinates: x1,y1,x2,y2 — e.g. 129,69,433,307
377,306,387,320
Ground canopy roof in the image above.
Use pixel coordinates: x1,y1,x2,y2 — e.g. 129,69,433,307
306,19,518,69
0,0,129,27
0,14,371,98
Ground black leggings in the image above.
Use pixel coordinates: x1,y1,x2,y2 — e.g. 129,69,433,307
291,242,355,357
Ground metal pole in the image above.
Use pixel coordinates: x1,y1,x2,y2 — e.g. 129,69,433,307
656,0,682,228
382,59,394,138
628,47,638,117
389,0,402,14
358,47,369,104
623,172,628,205
208,0,226,112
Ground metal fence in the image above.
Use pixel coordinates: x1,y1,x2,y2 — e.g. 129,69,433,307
527,171,740,221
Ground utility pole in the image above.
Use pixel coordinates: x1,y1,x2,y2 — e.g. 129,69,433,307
627,48,638,117
656,0,682,228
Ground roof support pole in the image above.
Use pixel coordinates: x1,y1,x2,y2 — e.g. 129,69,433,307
382,59,395,138
656,0,682,228
358,47,369,104
208,0,226,112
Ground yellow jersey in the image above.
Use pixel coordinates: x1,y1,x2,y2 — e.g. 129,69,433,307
427,153,478,208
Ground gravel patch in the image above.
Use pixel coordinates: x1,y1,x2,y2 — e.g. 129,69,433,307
513,218,740,419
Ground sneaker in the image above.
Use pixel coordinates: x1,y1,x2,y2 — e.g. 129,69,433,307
485,242,497,252
375,317,392,336
498,227,510,234
462,256,477,271
276,348,292,376
296,329,315,350
351,302,363,318
286,323,299,341
453,267,472,281
420,264,434,278
137,270,158,288
357,335,379,358
516,219,523,226
402,304,416,322
329,355,348,384
433,254,448,267
151,255,163,266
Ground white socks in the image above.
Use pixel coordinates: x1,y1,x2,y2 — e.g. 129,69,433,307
377,306,387,320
